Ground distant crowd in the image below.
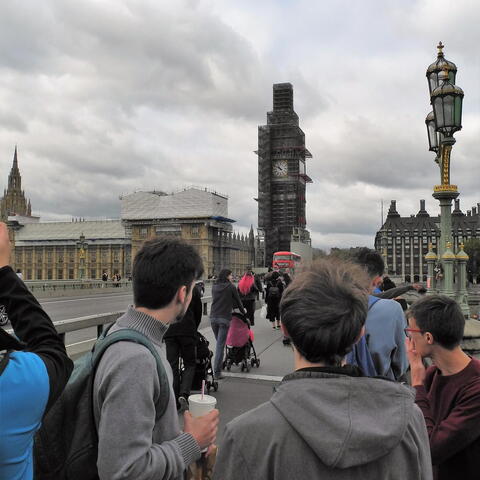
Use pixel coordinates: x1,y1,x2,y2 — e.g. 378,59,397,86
1,219,479,480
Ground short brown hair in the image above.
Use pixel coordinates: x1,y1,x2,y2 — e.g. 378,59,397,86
280,259,369,364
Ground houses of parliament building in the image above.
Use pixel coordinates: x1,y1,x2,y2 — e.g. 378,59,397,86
2,148,254,280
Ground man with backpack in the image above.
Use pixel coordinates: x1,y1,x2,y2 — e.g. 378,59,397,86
265,271,284,330
0,222,73,480
92,239,219,479
348,248,408,380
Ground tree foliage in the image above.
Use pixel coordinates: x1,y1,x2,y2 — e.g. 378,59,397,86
463,238,480,278
329,247,365,261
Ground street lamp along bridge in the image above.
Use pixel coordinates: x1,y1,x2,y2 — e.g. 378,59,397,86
424,42,469,316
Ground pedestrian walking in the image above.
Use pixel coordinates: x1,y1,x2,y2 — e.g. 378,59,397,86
209,269,245,380
347,248,408,380
237,269,259,326
165,283,203,411
265,271,284,330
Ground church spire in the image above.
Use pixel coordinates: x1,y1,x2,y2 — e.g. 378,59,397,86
13,145,18,168
1,146,32,221
8,146,21,191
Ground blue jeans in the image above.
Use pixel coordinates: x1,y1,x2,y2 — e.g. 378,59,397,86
210,317,230,376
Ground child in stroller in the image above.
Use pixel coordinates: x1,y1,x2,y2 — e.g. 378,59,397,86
223,311,260,372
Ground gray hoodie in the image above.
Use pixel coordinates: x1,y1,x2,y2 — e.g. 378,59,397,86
214,369,432,480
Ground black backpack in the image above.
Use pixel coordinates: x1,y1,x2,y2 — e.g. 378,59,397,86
268,282,280,299
34,328,169,480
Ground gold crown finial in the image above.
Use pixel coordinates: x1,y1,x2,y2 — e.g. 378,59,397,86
437,41,444,56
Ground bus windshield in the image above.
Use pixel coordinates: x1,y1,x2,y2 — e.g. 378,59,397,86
274,255,291,260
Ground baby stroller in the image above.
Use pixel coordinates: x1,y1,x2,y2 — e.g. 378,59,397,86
223,311,260,372
185,331,218,394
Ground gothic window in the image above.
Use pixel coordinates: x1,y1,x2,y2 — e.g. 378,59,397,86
47,269,53,280
37,270,42,280
68,269,74,280
58,269,63,280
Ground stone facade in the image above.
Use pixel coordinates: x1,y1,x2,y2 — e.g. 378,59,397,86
1,147,31,221
9,218,131,281
122,188,254,277
375,199,480,282
3,149,254,280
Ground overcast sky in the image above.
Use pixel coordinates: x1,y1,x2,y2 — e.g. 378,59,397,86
1,0,479,250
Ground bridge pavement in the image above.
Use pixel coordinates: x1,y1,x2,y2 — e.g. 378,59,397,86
182,307,294,446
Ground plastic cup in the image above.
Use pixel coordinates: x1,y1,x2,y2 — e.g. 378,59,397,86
188,394,217,418
188,394,217,453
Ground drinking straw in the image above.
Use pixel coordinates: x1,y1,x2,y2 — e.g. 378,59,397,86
201,380,205,400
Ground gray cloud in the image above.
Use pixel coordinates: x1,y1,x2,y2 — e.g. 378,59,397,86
0,0,478,251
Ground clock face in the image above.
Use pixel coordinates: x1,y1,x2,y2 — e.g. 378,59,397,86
272,160,288,177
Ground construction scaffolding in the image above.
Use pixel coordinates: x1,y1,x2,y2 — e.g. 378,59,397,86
256,83,312,267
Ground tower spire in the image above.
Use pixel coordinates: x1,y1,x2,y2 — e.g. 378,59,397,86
1,146,32,221
13,145,18,168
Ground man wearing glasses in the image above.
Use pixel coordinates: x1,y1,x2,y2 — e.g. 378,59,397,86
406,295,480,480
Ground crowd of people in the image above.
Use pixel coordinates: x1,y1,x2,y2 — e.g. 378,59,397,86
1,220,479,479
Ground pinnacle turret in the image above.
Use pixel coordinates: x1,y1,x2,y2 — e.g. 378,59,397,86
1,146,32,221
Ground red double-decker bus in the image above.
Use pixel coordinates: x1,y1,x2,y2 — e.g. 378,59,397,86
272,251,302,275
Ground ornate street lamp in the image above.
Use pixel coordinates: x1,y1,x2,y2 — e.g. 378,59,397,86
76,233,88,280
431,69,464,142
425,42,469,316
426,41,457,95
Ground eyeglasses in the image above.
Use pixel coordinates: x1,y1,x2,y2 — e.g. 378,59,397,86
404,327,423,337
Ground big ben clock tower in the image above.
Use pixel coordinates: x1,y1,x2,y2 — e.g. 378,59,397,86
257,83,312,267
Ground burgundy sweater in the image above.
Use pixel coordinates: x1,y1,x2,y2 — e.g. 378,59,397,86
414,357,480,480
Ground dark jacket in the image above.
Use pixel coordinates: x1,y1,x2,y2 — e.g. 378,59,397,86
0,266,73,480
164,284,202,339
214,367,432,480
210,282,245,319
238,281,259,302
375,285,415,300
265,278,284,304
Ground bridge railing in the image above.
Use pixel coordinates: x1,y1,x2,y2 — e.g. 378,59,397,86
6,295,266,359
24,280,132,293
6,296,214,359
